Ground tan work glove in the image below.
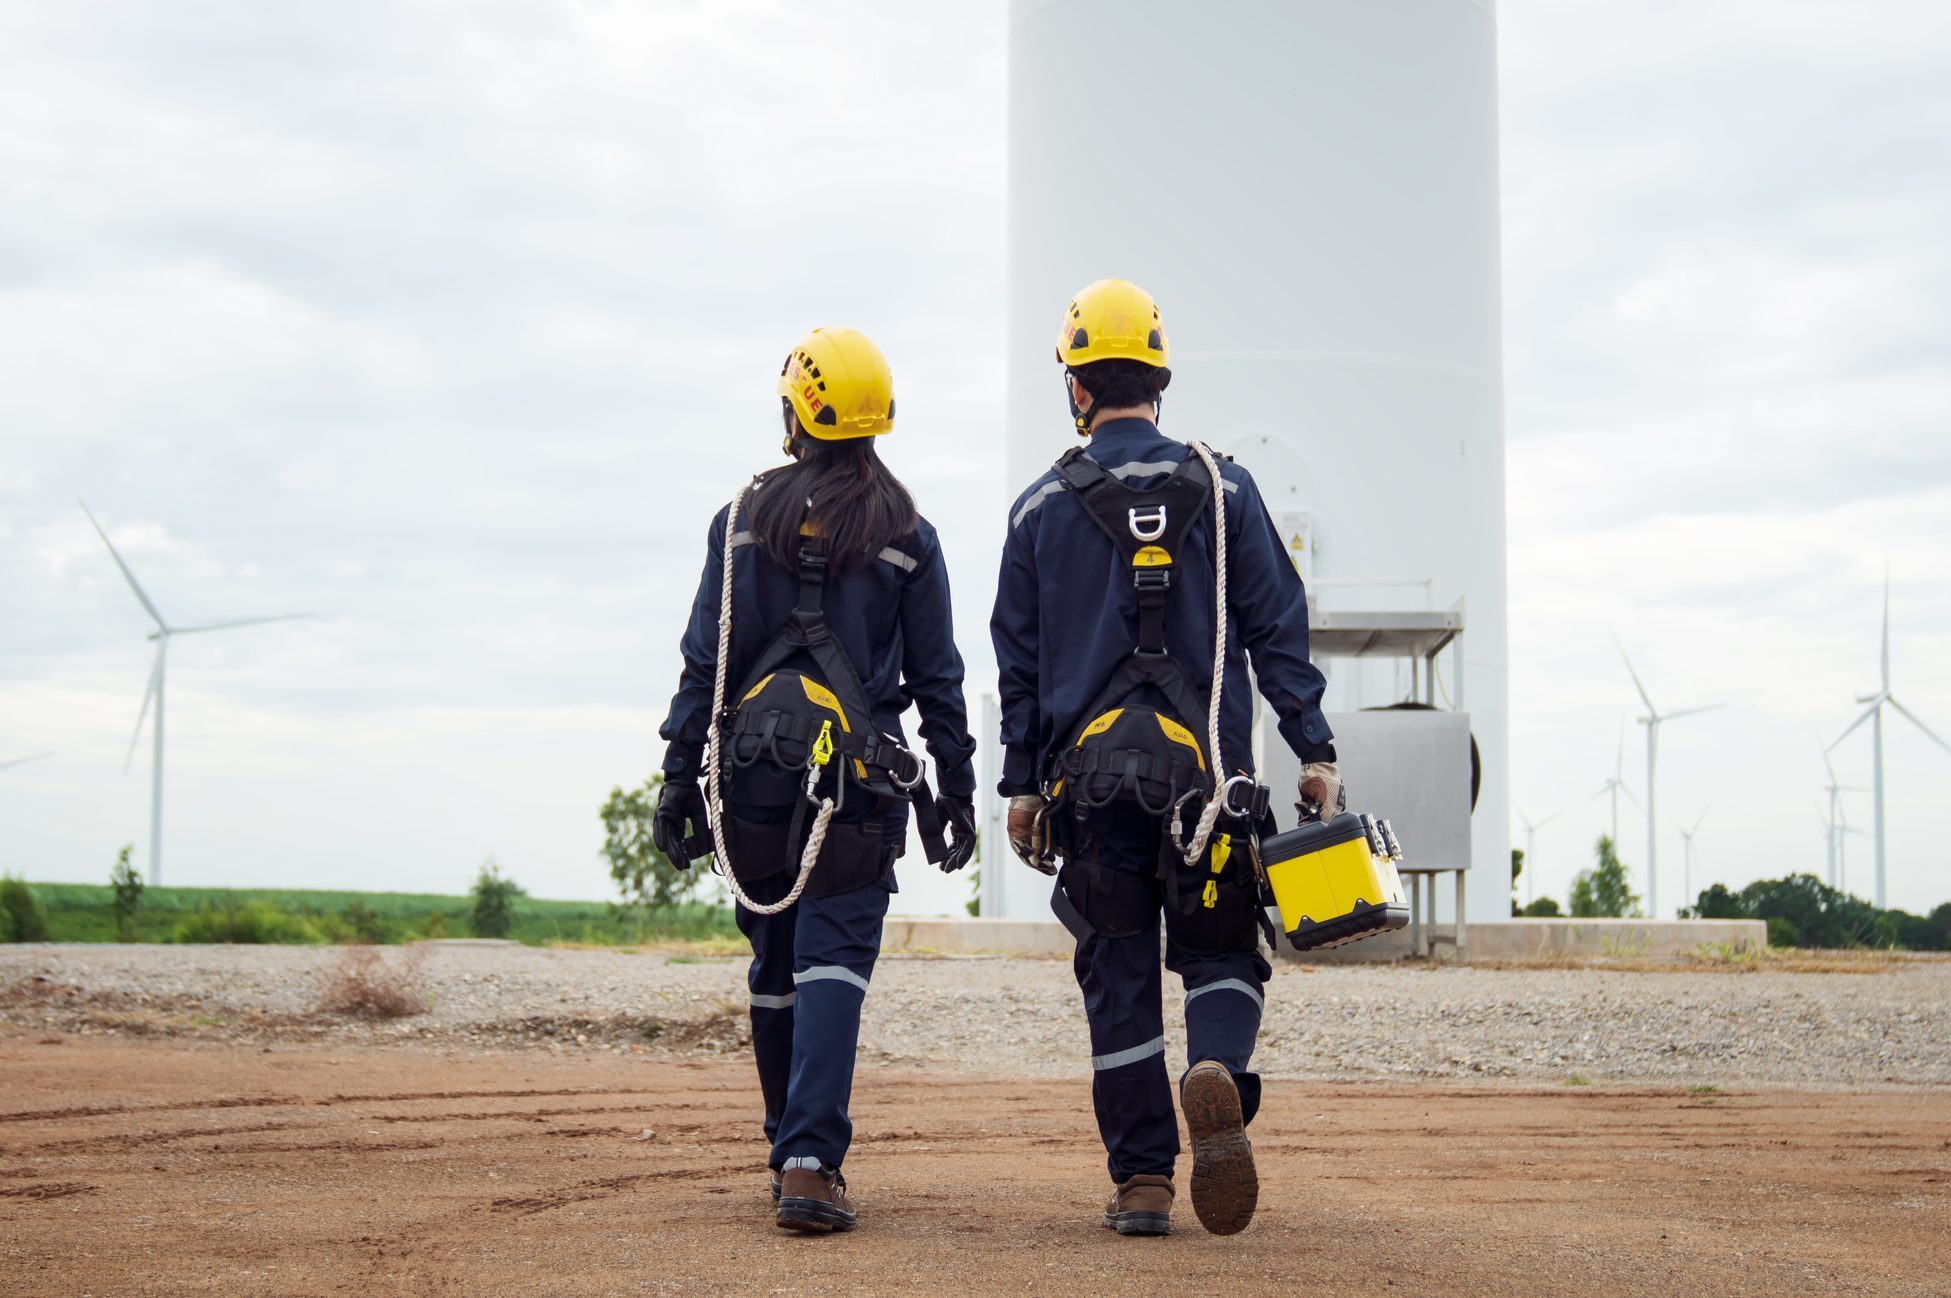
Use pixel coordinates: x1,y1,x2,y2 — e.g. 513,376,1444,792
1007,795,1057,875
1298,761,1345,824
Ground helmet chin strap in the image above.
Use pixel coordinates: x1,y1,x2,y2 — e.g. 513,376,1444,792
781,400,808,460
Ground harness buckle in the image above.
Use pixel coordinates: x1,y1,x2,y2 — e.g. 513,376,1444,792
1132,569,1172,591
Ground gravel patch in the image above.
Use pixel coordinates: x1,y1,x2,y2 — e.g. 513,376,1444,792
3,943,1948,1088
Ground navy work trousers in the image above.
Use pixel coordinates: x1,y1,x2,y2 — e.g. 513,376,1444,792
1059,806,1271,1184
734,865,889,1173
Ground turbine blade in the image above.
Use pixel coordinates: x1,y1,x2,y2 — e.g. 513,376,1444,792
1539,811,1562,828
1881,568,1891,692
1619,783,1644,812
169,613,311,636
1887,697,1951,757
1664,702,1727,723
0,752,56,772
79,500,167,629
1828,701,1880,751
1590,786,1610,803
124,649,162,773
1612,632,1657,713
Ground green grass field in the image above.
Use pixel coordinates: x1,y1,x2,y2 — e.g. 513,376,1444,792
13,882,739,947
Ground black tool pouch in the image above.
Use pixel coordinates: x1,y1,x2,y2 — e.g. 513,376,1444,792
723,812,795,885
1056,858,1162,940
802,816,890,898
1161,835,1262,955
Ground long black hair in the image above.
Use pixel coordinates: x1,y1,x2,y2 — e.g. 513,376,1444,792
747,434,917,574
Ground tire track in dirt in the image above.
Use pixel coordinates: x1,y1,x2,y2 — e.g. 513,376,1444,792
0,1086,659,1124
0,1181,98,1201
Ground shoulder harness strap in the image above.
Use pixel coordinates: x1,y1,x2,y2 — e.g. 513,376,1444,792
1052,446,1213,654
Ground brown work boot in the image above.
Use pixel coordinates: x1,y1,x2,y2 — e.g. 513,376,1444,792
1181,1060,1258,1235
1102,1174,1174,1236
775,1164,857,1233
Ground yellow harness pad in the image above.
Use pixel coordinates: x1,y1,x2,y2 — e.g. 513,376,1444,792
1261,815,1409,951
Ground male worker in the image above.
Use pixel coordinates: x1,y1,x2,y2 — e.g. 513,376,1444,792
991,279,1341,1237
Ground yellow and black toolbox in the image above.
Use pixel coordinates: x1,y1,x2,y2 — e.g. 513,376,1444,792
1260,813,1409,951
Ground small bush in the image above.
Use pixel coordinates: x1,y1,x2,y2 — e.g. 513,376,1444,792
1,877,50,942
1521,897,1563,918
470,861,524,939
335,900,392,945
1764,915,1802,949
110,846,144,942
173,900,323,945
416,909,449,939
314,945,428,1019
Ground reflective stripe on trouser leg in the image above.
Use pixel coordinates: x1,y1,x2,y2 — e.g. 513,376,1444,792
770,879,889,1173
1176,958,1269,1127
735,868,799,1147
1075,920,1177,1182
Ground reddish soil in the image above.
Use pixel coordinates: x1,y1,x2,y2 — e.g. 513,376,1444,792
1,1036,1946,1296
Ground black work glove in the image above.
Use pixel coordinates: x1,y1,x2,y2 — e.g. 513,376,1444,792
653,779,706,871
938,795,978,874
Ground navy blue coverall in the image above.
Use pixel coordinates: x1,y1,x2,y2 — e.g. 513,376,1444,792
990,416,1333,1184
661,493,977,1174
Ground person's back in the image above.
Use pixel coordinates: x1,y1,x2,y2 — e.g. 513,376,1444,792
991,280,1343,1239
655,327,978,1234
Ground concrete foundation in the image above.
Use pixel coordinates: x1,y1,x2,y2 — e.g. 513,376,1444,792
880,916,1767,962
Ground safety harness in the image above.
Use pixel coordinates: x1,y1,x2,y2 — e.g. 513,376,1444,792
700,478,948,915
1039,441,1270,938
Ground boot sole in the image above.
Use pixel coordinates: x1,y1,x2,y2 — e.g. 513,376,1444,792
1182,1065,1258,1236
776,1196,857,1234
1102,1210,1172,1236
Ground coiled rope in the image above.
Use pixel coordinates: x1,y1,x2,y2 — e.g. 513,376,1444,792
703,481,834,916
1174,440,1248,867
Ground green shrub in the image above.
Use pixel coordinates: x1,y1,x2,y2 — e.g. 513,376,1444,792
335,900,393,945
1763,914,1802,949
110,846,144,942
1,877,50,942
470,862,524,939
173,900,323,945
1521,896,1563,918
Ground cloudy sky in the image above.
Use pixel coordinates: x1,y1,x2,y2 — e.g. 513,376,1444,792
4,1,1948,918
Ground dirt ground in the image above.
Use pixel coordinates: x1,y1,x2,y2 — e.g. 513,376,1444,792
2,1037,1946,1297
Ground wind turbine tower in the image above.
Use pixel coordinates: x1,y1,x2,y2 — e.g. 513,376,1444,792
1590,724,1640,845
1514,804,1559,905
1827,577,1951,908
1675,809,1707,908
81,502,308,887
1615,636,1725,919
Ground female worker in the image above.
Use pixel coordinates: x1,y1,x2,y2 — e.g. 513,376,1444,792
651,327,979,1233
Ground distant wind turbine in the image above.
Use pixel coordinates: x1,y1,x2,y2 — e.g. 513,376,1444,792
1589,722,1641,844
81,501,309,887
1675,808,1707,909
1513,803,1559,905
1820,748,1867,891
1826,574,1951,909
0,752,55,773
1615,635,1726,919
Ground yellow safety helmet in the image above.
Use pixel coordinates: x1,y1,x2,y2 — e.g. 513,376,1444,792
777,327,896,441
1055,279,1170,370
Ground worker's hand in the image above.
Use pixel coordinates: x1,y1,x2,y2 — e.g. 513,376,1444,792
1298,762,1345,825
937,795,978,874
653,780,706,870
1007,795,1056,875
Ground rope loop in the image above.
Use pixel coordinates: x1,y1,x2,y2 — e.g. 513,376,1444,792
704,482,826,917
